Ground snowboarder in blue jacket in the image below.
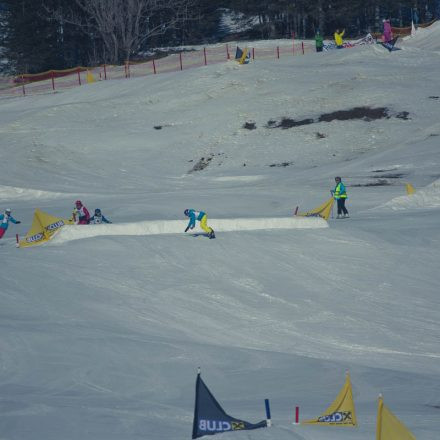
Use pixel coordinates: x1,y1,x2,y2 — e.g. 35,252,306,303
0,208,21,239
184,209,215,238
89,208,112,224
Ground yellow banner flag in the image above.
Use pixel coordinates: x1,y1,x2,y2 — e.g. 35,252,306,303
406,183,415,195
302,372,357,426
297,197,334,221
376,395,416,440
19,209,73,248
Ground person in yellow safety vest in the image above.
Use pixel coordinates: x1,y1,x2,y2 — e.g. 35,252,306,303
331,176,349,219
334,29,345,48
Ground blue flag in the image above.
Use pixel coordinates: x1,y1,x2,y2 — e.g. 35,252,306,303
192,373,267,439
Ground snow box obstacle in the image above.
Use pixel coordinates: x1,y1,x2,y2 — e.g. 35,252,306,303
296,196,334,221
302,372,357,426
19,209,73,248
376,394,416,440
192,371,267,439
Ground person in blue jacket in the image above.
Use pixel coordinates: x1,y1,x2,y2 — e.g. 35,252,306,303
331,176,349,218
184,209,215,238
0,208,21,239
89,208,112,224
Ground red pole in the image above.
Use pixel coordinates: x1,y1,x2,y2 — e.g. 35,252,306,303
104,64,107,80
124,62,128,78
203,47,207,66
226,44,230,60
152,59,157,74
16,234,19,247
295,406,299,424
302,42,305,55
51,71,55,91
292,31,295,56
252,47,255,60
77,68,81,86
21,75,25,96
127,62,131,78
179,52,183,71
277,46,280,59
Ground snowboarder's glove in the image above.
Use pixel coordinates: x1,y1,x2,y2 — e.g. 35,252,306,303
16,221,21,224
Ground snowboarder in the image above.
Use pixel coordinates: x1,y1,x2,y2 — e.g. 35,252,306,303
331,177,349,218
74,200,90,224
334,29,345,48
382,19,393,43
315,30,324,52
0,208,21,239
89,208,112,224
184,209,215,238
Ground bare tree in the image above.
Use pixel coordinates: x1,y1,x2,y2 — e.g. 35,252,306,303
48,0,195,64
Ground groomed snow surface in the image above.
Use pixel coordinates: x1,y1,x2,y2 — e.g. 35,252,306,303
1,24,440,440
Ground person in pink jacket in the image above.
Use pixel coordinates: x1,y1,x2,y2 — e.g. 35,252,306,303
383,19,393,43
74,200,90,224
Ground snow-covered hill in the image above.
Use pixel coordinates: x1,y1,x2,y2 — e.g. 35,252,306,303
1,24,440,440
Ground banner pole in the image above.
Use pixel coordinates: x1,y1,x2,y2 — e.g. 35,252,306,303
294,406,299,424
16,234,19,248
264,399,272,427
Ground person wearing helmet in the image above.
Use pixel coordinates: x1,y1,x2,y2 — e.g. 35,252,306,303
89,208,112,224
74,200,90,224
331,177,349,218
184,209,215,239
0,208,21,239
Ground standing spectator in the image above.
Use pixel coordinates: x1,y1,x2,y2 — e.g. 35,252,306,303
0,208,21,239
334,29,345,48
383,19,393,43
74,200,90,224
331,177,349,219
315,30,324,52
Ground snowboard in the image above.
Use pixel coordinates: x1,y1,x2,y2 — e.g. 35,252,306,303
191,230,216,239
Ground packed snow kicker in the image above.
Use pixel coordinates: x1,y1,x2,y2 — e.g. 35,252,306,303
1,22,440,440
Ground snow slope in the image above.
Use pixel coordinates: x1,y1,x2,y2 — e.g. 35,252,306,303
1,24,440,440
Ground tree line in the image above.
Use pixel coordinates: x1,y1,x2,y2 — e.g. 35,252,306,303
1,0,438,74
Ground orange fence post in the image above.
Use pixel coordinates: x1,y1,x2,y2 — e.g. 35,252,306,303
226,44,230,60
203,47,207,66
277,46,280,59
302,42,305,55
51,71,55,91
179,52,183,71
152,59,156,74
252,47,255,60
104,64,107,80
77,68,81,86
21,75,26,96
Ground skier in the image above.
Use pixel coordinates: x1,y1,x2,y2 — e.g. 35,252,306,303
74,200,90,224
315,30,324,52
331,177,349,218
89,208,112,224
184,209,215,239
0,208,21,239
334,29,345,48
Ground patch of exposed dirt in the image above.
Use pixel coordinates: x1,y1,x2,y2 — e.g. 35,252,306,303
351,179,392,187
269,161,294,167
372,168,399,173
319,106,389,122
315,132,327,139
243,121,257,130
428,96,440,100
188,152,226,173
264,106,410,130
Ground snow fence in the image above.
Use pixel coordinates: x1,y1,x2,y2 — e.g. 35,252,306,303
51,217,328,244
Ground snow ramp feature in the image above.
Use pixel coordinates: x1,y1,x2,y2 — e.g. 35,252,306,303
50,217,328,244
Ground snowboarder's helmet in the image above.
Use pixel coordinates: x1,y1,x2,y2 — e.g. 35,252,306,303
75,200,82,207
5,208,11,213
335,176,341,182
95,208,101,215
184,209,189,216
